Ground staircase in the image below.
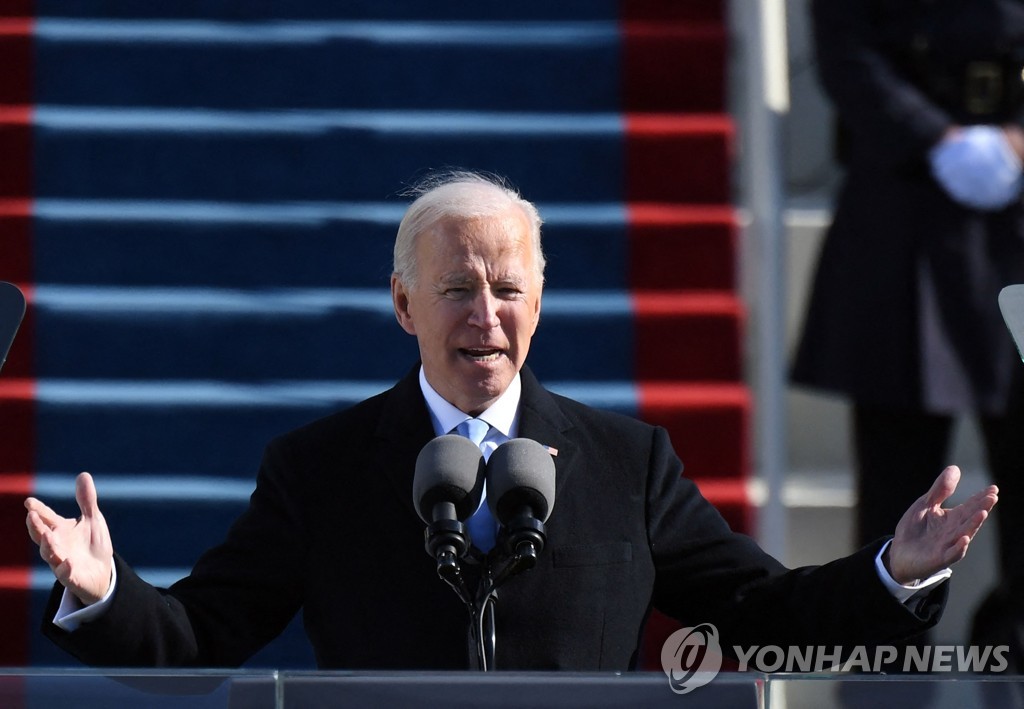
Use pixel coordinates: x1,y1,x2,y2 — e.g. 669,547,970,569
0,0,746,668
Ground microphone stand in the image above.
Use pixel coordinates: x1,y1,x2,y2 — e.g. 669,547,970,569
423,516,490,670
469,515,549,671
425,516,547,671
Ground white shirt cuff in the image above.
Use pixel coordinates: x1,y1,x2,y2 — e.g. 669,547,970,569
52,563,117,632
874,540,951,604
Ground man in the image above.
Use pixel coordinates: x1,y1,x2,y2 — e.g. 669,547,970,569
26,171,997,670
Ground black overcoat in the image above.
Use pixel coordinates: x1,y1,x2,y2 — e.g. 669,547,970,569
793,0,1024,414
42,366,941,670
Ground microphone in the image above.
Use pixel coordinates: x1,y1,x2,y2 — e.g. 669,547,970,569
413,434,485,564
0,282,26,375
486,438,556,569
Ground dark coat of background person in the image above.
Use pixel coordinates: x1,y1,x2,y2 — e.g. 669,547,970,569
792,0,1024,662
794,0,1024,412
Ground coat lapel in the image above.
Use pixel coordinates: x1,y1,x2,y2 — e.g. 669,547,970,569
375,365,436,518
516,367,578,507
372,364,578,519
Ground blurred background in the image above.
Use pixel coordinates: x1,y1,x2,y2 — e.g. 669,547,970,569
0,0,998,669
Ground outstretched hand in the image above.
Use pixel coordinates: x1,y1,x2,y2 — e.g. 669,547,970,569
25,472,113,606
887,465,998,585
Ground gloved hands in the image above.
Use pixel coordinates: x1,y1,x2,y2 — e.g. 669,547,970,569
929,125,1023,210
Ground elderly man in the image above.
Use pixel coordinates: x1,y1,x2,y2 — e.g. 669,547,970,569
26,171,997,670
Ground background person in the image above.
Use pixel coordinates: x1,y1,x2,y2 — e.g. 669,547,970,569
792,0,1024,668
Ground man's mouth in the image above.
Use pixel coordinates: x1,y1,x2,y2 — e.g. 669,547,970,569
460,347,503,362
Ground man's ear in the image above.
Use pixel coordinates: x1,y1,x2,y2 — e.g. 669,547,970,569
391,275,417,335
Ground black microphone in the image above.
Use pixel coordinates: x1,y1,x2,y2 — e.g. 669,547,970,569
0,282,26,375
486,438,556,568
413,434,485,563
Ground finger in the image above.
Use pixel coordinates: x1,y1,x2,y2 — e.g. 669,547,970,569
75,472,100,519
39,526,67,565
36,528,64,571
24,497,65,529
968,485,999,513
25,509,48,545
954,508,990,542
925,465,961,508
955,486,999,520
940,535,972,568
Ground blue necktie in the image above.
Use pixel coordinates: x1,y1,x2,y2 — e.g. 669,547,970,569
457,418,497,552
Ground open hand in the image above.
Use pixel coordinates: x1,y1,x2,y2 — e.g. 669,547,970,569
887,465,998,584
25,472,113,605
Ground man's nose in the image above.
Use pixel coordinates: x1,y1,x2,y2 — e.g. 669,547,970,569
467,291,500,328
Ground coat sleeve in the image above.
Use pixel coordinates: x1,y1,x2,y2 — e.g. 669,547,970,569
645,426,945,653
41,436,307,667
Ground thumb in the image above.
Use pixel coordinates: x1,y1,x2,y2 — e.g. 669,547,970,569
75,472,101,519
925,465,960,508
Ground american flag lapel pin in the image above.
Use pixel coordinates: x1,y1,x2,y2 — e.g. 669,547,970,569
543,444,558,457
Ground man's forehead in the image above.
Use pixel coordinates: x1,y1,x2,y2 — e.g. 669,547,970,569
433,209,527,236
437,268,528,285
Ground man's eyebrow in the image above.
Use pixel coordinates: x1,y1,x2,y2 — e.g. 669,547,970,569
437,272,526,288
493,273,527,287
438,273,477,286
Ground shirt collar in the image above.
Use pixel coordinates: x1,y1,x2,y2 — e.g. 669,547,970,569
418,365,521,438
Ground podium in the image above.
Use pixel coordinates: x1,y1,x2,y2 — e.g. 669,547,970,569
0,670,758,708
2,669,1022,707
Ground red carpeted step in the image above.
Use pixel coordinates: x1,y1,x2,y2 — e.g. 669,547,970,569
0,381,35,475
625,114,733,204
628,205,737,292
622,0,725,23
0,201,32,287
0,476,33,669
0,108,31,198
0,476,33,568
0,20,32,104
0,571,30,667
634,292,743,381
0,13,33,670
622,22,726,113
638,382,750,481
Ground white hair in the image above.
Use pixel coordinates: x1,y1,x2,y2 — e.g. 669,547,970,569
392,170,546,288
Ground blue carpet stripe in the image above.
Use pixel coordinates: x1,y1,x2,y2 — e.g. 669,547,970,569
35,380,395,407
34,199,408,225
31,474,256,501
35,19,619,46
32,199,627,226
30,286,632,315
34,0,621,22
33,379,639,408
33,106,625,136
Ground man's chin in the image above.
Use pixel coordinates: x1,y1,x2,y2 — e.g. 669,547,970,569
454,374,513,411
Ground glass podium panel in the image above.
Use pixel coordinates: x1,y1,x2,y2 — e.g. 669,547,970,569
12,669,1020,707
278,671,764,708
0,669,765,708
767,673,1024,709
0,669,278,709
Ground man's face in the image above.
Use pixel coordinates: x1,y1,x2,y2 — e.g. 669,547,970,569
391,208,542,415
